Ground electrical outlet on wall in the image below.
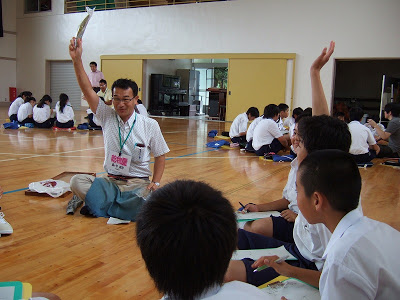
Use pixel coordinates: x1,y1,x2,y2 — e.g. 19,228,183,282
4,97,7,102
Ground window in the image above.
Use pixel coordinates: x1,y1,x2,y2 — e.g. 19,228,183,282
25,0,52,13
65,0,230,14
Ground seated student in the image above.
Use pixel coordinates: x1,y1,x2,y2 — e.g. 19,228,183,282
243,113,310,242
33,95,55,128
229,107,259,145
364,114,385,140
17,96,36,125
277,103,289,131
245,114,263,152
136,180,266,299
252,104,288,156
55,93,75,128
225,42,346,288
367,102,400,158
135,99,149,117
97,79,112,105
348,107,380,163
254,150,400,299
288,107,304,156
8,91,32,122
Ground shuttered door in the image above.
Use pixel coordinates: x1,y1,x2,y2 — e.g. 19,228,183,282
50,61,81,111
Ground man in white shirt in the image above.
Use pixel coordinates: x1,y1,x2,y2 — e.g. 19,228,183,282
252,104,288,156
88,61,105,93
97,79,112,105
68,37,169,215
8,91,32,122
348,107,380,163
137,180,266,300
229,107,259,145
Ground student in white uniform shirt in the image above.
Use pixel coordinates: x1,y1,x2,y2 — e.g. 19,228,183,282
252,104,288,156
8,91,32,122
68,37,169,215
277,103,289,131
17,96,36,125
348,107,380,163
229,107,259,145
245,115,263,152
135,99,148,117
296,150,399,299
55,93,75,128
136,180,266,300
33,95,55,128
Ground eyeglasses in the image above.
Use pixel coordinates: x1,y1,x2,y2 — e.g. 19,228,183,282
112,97,135,104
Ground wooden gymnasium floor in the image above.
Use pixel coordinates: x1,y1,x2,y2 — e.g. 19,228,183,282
0,107,399,299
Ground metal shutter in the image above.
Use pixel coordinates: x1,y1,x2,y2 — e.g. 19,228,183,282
50,61,81,111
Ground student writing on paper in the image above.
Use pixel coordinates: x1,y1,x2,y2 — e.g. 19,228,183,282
254,150,400,299
136,180,266,299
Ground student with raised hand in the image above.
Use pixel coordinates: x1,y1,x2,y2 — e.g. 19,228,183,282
55,93,75,128
367,102,400,158
136,180,266,300
8,91,32,122
252,104,288,156
33,95,55,128
17,96,36,125
348,107,380,163
254,150,400,299
229,107,259,145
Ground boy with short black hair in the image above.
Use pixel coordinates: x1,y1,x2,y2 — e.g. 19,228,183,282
229,107,259,145
348,107,380,163
277,103,289,131
367,102,400,158
252,104,288,156
136,180,266,300
255,150,400,299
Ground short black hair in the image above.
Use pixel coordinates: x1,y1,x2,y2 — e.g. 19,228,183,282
246,107,260,118
99,79,107,85
89,61,97,67
303,107,312,115
26,96,36,103
136,180,237,300
293,107,304,120
299,149,361,213
384,102,400,117
21,91,32,98
37,94,52,108
297,115,351,153
111,78,139,97
349,107,364,121
333,111,345,118
278,103,289,112
263,104,279,119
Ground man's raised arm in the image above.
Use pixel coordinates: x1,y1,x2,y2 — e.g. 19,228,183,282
69,38,100,113
310,41,335,116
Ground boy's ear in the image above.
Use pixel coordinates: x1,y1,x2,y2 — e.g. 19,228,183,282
312,191,327,212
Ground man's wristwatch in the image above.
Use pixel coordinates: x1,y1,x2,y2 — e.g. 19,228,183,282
152,182,160,187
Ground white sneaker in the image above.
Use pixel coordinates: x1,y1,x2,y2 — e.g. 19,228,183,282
0,212,13,235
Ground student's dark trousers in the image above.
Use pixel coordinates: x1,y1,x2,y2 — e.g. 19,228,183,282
255,138,283,156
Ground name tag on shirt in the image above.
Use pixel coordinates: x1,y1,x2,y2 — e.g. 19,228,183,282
106,151,132,176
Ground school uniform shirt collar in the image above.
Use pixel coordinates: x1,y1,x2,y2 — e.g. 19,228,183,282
161,285,221,300
322,208,363,260
116,111,137,127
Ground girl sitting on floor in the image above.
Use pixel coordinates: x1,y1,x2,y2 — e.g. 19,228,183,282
33,95,55,128
55,93,75,128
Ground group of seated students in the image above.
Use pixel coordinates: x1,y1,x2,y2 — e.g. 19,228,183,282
8,92,75,128
136,42,400,299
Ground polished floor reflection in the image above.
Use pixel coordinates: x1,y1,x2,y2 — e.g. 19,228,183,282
0,108,398,299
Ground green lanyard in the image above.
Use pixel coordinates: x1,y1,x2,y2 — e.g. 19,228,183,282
117,113,136,156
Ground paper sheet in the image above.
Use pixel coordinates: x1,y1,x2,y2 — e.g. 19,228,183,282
260,278,320,300
231,245,297,261
236,211,281,221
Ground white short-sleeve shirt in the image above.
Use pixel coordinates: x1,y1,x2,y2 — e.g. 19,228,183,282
282,158,299,213
97,88,112,104
320,209,400,299
95,100,170,177
229,112,249,138
246,116,263,142
33,104,51,123
136,103,149,117
252,118,283,151
17,102,33,122
8,97,24,116
349,121,377,155
55,102,74,123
